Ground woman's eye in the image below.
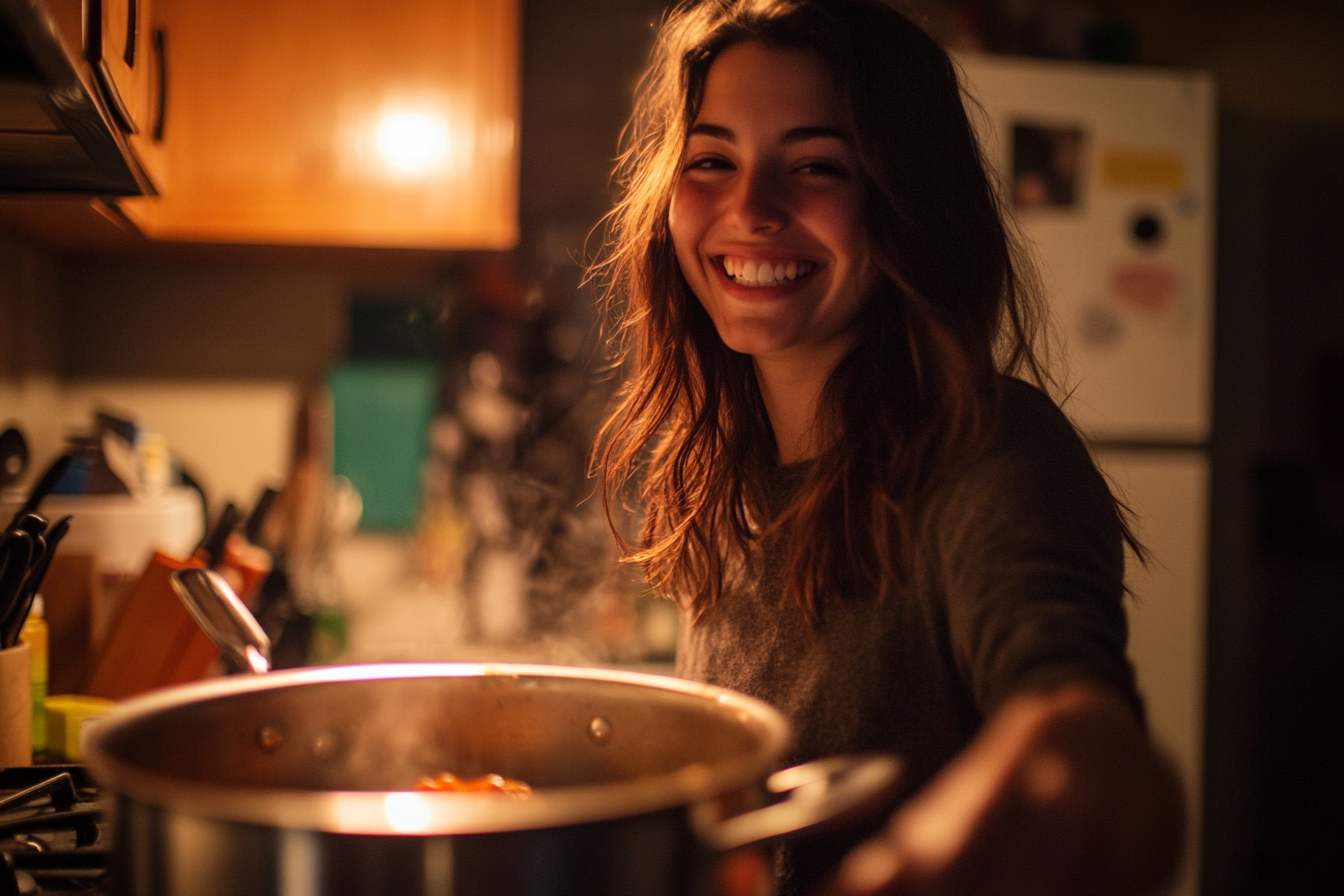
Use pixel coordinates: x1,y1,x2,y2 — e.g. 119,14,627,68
796,160,850,178
684,156,732,173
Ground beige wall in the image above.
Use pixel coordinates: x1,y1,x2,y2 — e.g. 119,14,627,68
0,229,63,378
0,375,296,507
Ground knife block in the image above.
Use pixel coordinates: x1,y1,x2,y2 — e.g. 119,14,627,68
38,553,102,695
85,551,222,701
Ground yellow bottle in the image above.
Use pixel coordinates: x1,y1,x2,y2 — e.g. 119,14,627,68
19,595,48,755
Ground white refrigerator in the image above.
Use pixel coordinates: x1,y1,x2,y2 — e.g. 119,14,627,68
956,54,1216,896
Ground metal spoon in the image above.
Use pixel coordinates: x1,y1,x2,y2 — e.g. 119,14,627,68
170,567,272,674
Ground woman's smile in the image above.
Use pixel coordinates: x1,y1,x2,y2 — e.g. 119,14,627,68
719,255,816,288
669,41,874,371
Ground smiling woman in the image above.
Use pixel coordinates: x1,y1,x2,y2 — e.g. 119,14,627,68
669,41,873,462
588,1,1183,895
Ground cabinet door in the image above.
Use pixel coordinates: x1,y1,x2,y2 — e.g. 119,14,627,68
116,0,519,249
86,0,158,136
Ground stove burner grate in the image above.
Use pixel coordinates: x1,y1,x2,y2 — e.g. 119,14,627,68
0,766,110,895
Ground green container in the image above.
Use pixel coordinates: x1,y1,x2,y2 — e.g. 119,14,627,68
328,361,439,531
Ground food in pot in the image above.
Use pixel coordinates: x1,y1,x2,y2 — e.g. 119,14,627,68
415,772,533,798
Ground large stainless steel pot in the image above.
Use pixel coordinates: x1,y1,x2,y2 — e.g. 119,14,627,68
82,662,900,896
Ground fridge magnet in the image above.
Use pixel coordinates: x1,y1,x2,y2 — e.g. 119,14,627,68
1010,121,1085,210
1073,301,1124,350
1128,209,1166,249
1099,147,1184,193
1110,259,1182,321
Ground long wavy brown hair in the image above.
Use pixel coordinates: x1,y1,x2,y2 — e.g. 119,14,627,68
590,0,1075,620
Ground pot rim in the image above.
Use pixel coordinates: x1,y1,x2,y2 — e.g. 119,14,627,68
82,662,793,835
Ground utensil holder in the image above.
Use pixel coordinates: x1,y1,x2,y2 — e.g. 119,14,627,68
0,640,32,765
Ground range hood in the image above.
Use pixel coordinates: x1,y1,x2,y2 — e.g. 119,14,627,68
1,0,153,195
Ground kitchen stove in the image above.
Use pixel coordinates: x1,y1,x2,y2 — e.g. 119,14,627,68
0,766,111,895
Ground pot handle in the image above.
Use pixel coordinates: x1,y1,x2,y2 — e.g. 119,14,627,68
171,567,272,674
696,753,904,853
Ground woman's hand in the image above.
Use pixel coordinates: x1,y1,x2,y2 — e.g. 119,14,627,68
825,682,1185,896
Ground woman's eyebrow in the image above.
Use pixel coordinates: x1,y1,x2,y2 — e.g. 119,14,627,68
687,123,735,141
686,123,851,144
782,125,851,145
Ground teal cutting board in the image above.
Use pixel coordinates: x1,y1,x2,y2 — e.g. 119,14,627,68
328,361,439,531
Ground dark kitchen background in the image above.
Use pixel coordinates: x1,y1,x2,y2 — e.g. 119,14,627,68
2,1,1341,893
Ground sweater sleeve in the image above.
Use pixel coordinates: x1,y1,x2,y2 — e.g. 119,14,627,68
925,378,1142,721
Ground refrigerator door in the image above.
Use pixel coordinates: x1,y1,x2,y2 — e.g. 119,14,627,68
1094,447,1209,896
956,54,1216,443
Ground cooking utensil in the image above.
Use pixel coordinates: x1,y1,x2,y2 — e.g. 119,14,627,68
171,567,271,673
195,502,242,568
0,516,69,648
83,662,901,896
242,486,280,545
6,453,71,530
7,512,47,539
0,530,34,645
82,569,905,896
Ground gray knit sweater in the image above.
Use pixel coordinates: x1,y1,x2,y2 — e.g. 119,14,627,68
676,377,1140,894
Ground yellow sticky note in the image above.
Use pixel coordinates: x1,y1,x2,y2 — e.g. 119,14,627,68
1100,148,1185,191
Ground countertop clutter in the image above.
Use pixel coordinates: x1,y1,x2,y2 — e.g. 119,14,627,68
0,410,212,707
1,424,73,770
1,371,673,751
1,466,68,655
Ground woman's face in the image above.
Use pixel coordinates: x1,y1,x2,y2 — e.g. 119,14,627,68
669,41,874,372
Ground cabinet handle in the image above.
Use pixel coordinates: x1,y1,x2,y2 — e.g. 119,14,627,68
125,0,138,67
152,27,167,142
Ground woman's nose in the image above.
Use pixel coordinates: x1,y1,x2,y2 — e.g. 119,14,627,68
729,165,787,233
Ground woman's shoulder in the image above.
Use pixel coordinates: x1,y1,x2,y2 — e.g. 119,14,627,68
995,375,1077,442
943,375,1114,517
988,375,1098,468
914,375,1124,597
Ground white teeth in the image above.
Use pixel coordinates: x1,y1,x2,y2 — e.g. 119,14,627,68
722,257,814,287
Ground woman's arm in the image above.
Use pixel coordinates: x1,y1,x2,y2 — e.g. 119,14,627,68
827,681,1185,896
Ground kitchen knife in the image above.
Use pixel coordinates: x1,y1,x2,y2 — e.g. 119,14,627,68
195,503,242,569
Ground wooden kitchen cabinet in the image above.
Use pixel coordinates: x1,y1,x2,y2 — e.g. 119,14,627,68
114,0,519,249
87,0,160,138
86,0,167,189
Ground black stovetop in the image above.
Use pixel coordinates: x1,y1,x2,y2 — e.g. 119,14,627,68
0,765,111,895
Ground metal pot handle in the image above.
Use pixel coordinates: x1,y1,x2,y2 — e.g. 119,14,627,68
696,753,904,853
171,567,272,674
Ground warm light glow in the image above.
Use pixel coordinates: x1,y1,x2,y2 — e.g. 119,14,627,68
384,792,433,833
375,112,450,176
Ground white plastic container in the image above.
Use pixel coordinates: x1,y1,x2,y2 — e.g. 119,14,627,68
2,487,205,575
